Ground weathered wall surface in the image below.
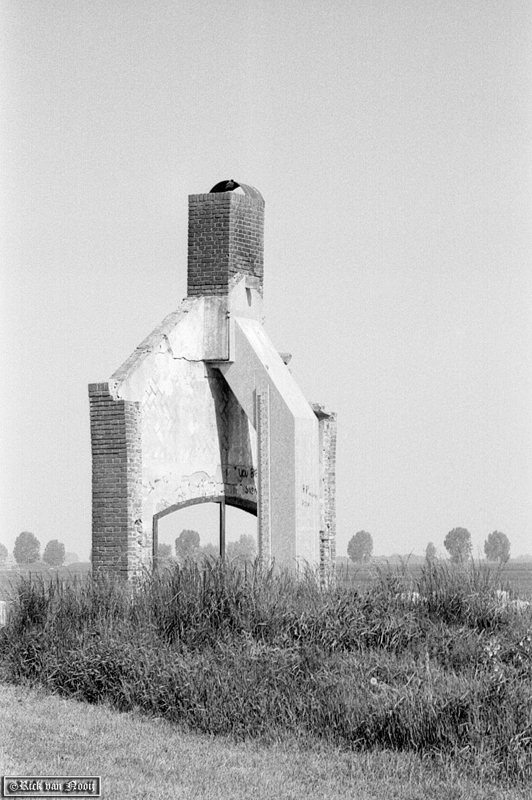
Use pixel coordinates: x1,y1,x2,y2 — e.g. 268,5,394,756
219,316,321,567
107,297,257,568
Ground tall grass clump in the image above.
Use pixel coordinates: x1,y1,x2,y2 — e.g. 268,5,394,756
1,558,530,786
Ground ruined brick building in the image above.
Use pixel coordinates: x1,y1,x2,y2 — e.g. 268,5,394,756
89,181,336,579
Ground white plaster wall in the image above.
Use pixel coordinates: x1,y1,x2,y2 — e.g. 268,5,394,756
113,298,256,534
220,316,320,567
294,419,321,566
109,277,320,568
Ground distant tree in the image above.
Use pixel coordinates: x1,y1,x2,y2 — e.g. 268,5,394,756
226,534,256,564
13,531,40,565
0,543,8,564
200,542,220,561
347,531,373,563
43,539,65,567
444,527,472,564
425,542,437,561
484,531,510,563
64,552,80,565
175,529,200,561
158,543,172,559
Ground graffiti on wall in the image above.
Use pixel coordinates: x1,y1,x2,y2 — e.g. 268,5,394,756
224,464,257,500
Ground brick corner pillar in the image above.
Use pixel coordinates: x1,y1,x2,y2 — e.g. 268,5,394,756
312,405,337,576
187,184,265,297
88,383,145,581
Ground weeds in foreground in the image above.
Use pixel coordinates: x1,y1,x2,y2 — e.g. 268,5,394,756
0,559,531,785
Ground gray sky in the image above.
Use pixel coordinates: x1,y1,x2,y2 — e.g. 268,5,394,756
1,0,531,560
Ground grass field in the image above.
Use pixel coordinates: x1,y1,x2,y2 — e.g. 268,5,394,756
1,559,531,794
1,683,529,800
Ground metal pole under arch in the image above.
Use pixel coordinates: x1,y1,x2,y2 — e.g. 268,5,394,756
219,497,226,560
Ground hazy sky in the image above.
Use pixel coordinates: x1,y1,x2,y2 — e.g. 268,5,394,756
1,0,531,560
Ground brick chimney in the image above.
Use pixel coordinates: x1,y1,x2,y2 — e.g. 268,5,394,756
187,182,265,297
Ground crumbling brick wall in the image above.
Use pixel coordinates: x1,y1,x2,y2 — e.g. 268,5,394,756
321,412,337,564
89,383,144,579
312,406,337,573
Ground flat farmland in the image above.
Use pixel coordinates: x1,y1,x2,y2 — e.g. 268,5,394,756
0,563,91,601
336,559,532,597
1,560,531,601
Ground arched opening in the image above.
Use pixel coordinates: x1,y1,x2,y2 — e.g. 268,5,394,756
154,497,257,564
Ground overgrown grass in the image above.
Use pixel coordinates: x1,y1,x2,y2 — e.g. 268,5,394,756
1,559,531,786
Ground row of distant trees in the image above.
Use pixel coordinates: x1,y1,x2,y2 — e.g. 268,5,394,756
157,529,257,565
0,531,77,567
347,528,512,564
1,529,255,568
1,527,513,568
438,528,511,564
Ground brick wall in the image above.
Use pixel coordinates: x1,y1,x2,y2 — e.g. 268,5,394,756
322,412,337,564
187,191,264,297
88,383,144,580
312,405,337,574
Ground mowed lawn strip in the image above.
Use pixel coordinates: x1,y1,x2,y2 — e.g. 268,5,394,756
0,683,527,800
